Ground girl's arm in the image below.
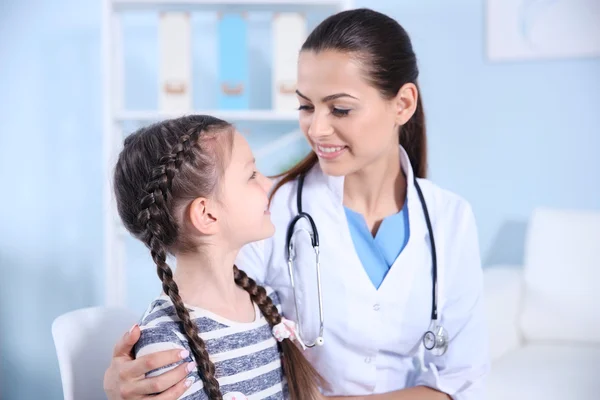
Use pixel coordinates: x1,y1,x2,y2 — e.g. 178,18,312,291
133,325,200,398
104,325,192,400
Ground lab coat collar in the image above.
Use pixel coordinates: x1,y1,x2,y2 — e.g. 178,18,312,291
310,145,427,239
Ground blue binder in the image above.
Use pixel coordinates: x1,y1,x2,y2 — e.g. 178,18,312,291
218,13,249,110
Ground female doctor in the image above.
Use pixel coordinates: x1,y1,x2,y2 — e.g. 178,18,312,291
104,8,489,400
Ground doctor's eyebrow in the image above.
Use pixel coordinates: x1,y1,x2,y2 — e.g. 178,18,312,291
296,90,358,103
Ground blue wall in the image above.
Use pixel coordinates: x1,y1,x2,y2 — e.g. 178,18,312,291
1,0,598,398
0,1,104,399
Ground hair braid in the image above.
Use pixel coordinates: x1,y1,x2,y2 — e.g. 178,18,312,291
137,126,223,399
233,266,326,400
116,115,325,399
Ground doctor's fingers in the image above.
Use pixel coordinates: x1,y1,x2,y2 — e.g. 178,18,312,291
113,325,141,358
119,361,192,398
145,378,192,400
123,349,191,380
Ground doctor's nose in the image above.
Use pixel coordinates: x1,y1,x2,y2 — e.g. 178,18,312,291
308,112,334,139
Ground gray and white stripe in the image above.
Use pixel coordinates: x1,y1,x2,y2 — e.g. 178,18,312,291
134,287,286,400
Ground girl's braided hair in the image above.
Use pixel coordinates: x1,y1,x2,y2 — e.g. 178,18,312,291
113,115,325,399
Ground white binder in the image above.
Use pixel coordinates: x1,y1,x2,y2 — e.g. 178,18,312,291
158,12,192,112
272,13,307,111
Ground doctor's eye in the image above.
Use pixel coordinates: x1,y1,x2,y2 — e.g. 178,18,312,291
332,107,350,117
297,105,313,112
249,171,257,180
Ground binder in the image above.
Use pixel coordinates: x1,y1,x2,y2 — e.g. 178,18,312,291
191,12,219,110
158,12,192,112
218,13,250,110
272,13,307,111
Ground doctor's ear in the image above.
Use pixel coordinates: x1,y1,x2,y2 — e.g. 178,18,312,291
393,82,418,126
188,197,219,235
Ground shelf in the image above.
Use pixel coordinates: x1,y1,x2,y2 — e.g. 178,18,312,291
116,109,299,123
111,0,346,12
103,0,353,307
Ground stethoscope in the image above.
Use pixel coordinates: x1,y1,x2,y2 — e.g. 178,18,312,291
285,172,449,356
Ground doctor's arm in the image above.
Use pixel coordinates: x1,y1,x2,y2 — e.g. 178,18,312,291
411,204,489,400
328,204,488,400
326,386,450,400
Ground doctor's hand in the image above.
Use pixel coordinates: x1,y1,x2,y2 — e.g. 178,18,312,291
103,325,192,400
324,386,450,400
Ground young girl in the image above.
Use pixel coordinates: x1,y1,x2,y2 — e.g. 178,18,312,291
112,115,324,399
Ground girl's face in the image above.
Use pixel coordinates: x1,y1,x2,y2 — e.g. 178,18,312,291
188,132,274,250
218,132,275,247
296,50,414,177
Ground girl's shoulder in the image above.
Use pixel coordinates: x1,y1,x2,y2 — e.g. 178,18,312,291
136,287,282,336
134,297,186,356
135,293,286,396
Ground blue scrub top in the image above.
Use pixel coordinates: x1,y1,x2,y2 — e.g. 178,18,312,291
344,202,410,289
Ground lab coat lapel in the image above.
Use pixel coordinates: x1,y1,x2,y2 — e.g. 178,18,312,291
377,148,429,315
316,146,429,316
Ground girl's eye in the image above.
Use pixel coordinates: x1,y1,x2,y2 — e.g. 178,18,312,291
298,105,313,111
250,171,257,179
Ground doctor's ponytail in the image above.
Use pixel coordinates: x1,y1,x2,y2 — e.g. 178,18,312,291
401,93,427,179
270,8,427,201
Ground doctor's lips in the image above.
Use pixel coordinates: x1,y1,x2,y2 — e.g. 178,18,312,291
315,143,348,160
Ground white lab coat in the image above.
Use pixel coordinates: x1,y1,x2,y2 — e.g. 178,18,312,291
235,146,490,399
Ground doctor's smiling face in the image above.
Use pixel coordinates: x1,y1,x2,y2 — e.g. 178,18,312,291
297,50,419,178
294,8,422,178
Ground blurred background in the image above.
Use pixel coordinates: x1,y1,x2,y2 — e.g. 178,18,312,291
1,0,599,399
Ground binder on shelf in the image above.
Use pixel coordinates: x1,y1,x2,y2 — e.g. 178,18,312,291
191,12,219,111
158,11,192,113
272,12,307,111
218,13,250,110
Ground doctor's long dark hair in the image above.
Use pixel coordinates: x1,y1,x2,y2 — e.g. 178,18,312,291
113,115,324,400
270,8,427,200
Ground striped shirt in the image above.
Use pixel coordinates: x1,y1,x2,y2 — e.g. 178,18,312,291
134,287,287,399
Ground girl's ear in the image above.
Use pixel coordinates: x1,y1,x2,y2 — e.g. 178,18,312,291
188,197,219,235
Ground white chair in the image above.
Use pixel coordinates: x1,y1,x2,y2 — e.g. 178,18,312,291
484,208,600,399
52,306,139,400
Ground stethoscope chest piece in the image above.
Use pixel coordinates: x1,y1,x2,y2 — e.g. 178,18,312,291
422,322,448,356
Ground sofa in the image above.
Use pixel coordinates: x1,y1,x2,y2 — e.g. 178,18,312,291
484,208,600,399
